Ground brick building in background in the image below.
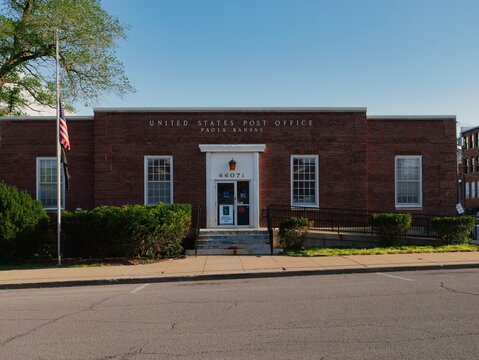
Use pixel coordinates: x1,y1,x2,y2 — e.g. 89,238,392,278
460,126,479,210
0,108,457,228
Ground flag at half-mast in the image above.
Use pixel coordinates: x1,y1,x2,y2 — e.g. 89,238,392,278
59,99,71,189
59,100,70,150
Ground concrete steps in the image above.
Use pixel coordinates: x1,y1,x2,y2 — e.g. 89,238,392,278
186,229,271,255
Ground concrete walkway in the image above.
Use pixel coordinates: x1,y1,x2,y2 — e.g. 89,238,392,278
1,251,479,289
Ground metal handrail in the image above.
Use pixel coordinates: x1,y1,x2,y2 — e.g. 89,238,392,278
194,204,201,256
266,207,273,255
265,205,443,238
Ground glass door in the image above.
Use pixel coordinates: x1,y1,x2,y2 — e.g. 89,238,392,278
217,182,235,226
236,181,250,226
216,181,251,227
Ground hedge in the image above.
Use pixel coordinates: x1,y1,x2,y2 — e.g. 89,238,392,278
371,213,412,245
278,217,311,249
0,182,49,260
62,203,192,258
431,216,475,244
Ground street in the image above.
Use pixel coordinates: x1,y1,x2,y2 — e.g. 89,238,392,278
1,269,478,359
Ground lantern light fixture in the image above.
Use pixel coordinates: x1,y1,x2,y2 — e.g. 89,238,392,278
229,159,237,171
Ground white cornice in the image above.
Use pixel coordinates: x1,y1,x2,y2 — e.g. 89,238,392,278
0,116,93,121
94,107,367,113
199,144,266,153
368,115,456,120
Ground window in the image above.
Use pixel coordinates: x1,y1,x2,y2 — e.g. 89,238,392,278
36,158,65,210
472,158,475,174
466,182,470,200
472,182,476,199
144,156,173,205
291,155,319,207
472,134,475,149
395,156,422,208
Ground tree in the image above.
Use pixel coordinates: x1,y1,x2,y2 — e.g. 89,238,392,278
0,0,133,115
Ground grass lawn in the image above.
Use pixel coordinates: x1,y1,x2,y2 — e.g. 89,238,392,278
284,243,479,257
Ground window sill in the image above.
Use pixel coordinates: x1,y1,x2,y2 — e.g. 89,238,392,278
395,206,423,211
291,204,319,208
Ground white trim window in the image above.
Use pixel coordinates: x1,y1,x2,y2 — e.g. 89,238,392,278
144,156,173,205
395,155,422,208
36,157,65,210
472,181,476,199
466,182,470,200
291,155,319,207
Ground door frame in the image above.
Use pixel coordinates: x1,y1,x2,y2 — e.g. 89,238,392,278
200,144,265,229
215,180,252,228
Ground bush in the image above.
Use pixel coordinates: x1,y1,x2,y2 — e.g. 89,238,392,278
371,213,412,245
431,216,474,244
62,203,192,259
0,182,49,260
279,217,311,249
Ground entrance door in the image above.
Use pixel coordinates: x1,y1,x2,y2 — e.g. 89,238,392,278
236,181,250,226
217,182,235,226
216,181,250,227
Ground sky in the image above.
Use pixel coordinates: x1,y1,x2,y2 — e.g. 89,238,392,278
71,0,479,129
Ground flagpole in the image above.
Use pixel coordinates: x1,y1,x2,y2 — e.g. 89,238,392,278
55,29,62,266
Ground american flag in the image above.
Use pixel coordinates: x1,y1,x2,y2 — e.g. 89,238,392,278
59,100,70,150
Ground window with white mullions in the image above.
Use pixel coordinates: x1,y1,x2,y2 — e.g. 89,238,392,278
291,155,319,207
36,157,65,210
395,156,422,208
144,156,173,205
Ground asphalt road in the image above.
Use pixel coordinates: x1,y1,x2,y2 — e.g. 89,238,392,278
1,269,478,360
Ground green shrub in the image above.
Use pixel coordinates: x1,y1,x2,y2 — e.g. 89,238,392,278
279,217,311,249
62,203,192,259
371,213,412,245
431,216,474,244
0,182,49,260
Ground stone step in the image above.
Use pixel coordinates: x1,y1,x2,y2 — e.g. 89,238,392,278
197,236,269,242
185,248,283,256
193,229,271,255
186,248,271,256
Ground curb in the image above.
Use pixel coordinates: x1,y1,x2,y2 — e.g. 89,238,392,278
1,262,479,290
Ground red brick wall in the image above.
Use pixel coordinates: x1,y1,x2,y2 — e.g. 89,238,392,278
0,118,94,211
0,111,457,224
92,111,369,226
367,118,457,215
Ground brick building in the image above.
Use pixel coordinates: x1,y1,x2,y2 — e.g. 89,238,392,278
0,108,457,228
460,126,479,209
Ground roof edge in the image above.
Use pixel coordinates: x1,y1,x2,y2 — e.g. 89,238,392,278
93,107,368,113
368,115,456,120
0,116,93,121
460,125,479,135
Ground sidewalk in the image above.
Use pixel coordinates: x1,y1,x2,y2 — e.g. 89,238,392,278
1,251,479,289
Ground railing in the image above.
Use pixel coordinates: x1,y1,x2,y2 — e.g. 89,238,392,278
266,207,274,254
264,205,439,238
194,204,201,256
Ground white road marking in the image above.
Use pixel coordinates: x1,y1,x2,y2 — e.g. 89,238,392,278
376,273,415,282
129,284,150,294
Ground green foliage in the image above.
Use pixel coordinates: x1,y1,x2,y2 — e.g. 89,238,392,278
0,0,133,115
0,182,49,260
431,216,475,244
283,244,479,257
278,216,311,249
371,213,412,245
62,203,192,259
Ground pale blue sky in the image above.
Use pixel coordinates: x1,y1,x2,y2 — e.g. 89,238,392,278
74,0,479,128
